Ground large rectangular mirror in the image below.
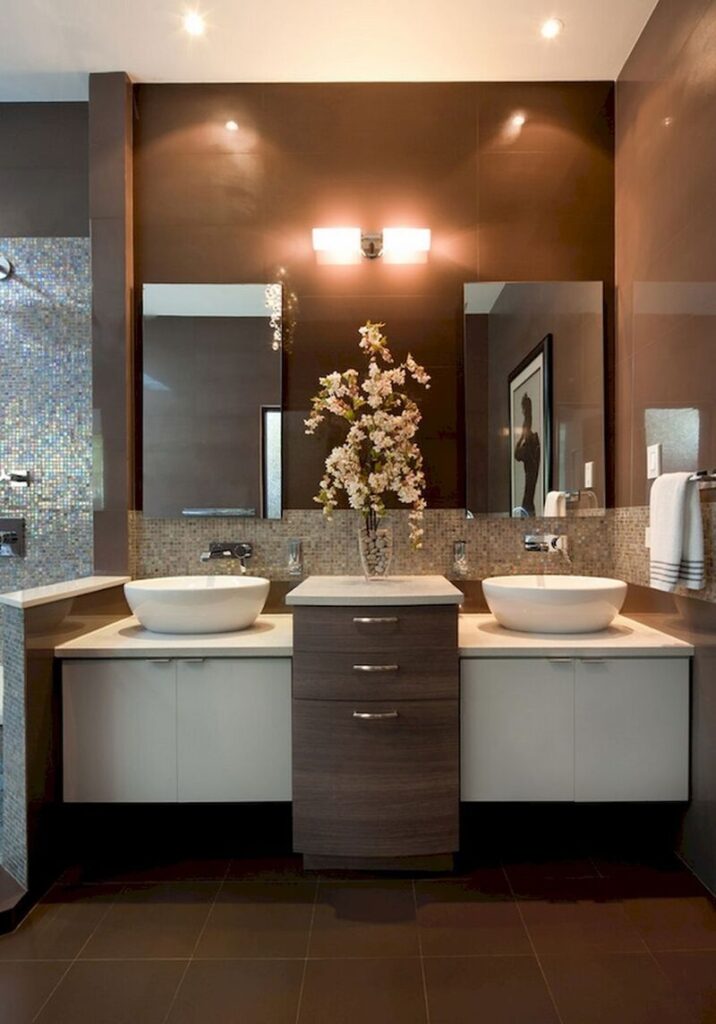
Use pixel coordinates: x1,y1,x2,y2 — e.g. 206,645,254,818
142,283,282,518
464,282,605,517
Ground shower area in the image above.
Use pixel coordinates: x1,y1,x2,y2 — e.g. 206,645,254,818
0,238,93,853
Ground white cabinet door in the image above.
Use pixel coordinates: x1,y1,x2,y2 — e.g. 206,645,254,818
575,657,690,802
63,659,178,803
177,658,292,802
461,658,575,801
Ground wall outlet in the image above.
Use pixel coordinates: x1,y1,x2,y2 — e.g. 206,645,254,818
584,461,594,489
647,443,662,480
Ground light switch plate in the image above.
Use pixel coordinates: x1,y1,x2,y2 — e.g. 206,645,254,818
647,443,662,480
584,461,594,489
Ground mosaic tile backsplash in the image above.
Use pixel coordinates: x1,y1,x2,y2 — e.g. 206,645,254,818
0,238,93,662
130,499,716,603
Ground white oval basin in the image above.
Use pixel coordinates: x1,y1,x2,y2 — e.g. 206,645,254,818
482,575,627,634
125,576,270,634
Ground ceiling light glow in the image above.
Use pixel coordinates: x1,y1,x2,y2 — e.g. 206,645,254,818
225,120,239,131
511,113,527,128
540,17,564,39
183,10,206,36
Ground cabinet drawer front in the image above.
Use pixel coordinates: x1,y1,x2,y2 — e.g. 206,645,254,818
293,699,459,857
293,605,458,654
293,650,458,701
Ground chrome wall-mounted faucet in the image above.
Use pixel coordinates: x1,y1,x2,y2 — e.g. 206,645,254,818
199,541,253,573
523,532,570,562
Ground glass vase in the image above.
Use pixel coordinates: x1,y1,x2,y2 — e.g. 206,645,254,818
358,517,393,579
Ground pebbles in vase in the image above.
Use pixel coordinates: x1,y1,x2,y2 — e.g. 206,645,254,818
360,528,392,578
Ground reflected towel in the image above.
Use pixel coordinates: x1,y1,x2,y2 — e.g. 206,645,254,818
649,472,705,592
544,491,567,517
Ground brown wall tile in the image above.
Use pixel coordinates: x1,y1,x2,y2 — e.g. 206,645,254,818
0,103,88,237
616,0,716,504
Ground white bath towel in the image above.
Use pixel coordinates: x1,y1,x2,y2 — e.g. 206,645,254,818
544,491,567,517
649,472,705,592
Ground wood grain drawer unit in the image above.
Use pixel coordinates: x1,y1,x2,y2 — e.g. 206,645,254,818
293,649,458,701
292,605,458,654
293,698,459,857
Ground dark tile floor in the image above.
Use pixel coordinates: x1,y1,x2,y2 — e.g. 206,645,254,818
0,853,714,1023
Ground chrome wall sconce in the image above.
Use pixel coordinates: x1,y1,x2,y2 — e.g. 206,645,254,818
312,227,431,264
0,255,14,280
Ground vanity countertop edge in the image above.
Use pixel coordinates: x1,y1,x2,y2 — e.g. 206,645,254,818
54,612,693,659
285,574,465,605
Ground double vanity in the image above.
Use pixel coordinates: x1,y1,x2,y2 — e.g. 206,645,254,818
56,574,692,871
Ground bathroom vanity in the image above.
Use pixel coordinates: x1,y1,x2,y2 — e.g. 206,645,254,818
54,576,693,870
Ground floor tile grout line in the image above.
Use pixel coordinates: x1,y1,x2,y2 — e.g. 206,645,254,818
158,870,228,1024
412,879,431,1024
30,884,121,1022
294,878,319,1024
500,864,566,1024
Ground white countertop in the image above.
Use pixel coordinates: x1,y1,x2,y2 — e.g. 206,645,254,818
285,574,464,606
0,575,130,610
54,611,692,659
458,614,693,657
54,613,293,658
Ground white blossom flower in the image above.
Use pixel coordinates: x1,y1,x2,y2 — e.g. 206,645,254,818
306,321,429,547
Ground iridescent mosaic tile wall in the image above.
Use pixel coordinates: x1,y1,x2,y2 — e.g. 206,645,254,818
0,239,93,662
130,502,716,604
130,509,612,583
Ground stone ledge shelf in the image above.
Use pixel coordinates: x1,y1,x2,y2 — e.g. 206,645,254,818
0,575,130,609
285,574,465,606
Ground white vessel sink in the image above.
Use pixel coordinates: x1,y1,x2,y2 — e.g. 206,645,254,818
125,576,270,634
482,575,627,634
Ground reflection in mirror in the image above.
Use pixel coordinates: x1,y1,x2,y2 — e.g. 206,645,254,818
464,282,605,518
142,284,282,518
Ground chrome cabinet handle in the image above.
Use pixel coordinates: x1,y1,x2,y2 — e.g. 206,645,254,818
352,616,398,624
148,658,172,664
352,664,399,673
548,658,572,664
181,658,205,664
352,710,399,720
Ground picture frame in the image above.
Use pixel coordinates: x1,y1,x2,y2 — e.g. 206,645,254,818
508,334,552,517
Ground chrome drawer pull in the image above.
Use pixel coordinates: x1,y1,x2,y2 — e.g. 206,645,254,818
182,658,205,664
352,664,399,673
148,658,172,664
548,658,572,664
352,710,399,720
352,616,399,624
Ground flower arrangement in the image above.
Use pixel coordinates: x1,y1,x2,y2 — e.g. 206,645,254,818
305,321,430,549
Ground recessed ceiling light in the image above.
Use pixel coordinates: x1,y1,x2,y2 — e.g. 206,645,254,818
662,116,674,127
183,11,206,36
540,17,564,39
511,113,527,128
225,120,239,132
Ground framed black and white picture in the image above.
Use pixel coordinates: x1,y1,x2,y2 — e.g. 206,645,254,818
508,334,552,517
